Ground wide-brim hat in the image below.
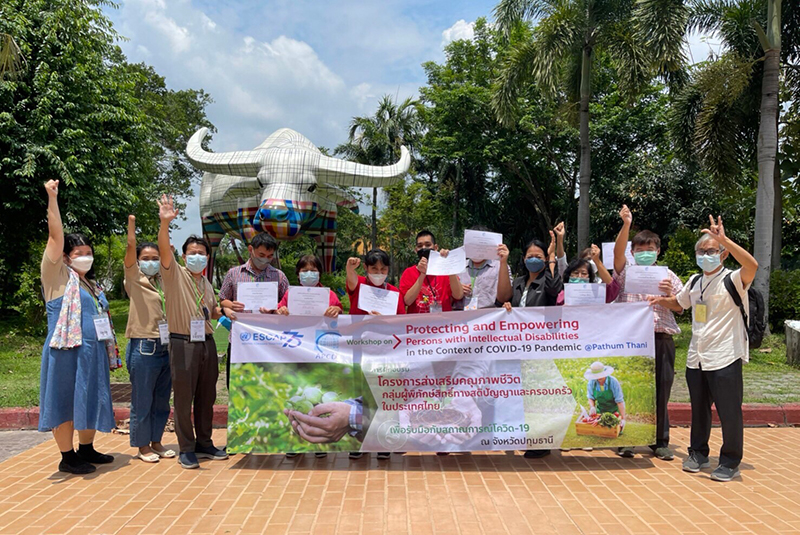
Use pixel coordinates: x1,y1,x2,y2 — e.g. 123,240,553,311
584,361,614,380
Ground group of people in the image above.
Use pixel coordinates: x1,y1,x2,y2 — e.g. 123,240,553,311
39,179,757,482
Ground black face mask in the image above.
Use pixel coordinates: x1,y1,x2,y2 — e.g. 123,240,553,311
417,248,432,260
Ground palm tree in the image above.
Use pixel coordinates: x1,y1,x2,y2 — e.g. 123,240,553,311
335,95,420,250
493,0,677,250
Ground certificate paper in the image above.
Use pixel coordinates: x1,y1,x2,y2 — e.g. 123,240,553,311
238,281,278,312
427,247,467,276
463,230,502,261
288,286,330,316
602,242,635,269
564,283,607,306
624,266,669,295
358,285,400,316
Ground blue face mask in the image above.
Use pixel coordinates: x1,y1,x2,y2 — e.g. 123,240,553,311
185,254,208,274
696,254,721,272
569,277,589,284
139,260,160,277
633,251,658,266
525,257,546,273
299,271,320,287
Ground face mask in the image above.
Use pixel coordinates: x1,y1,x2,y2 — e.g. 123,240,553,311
185,254,208,274
250,255,270,270
569,277,589,284
525,257,545,273
299,271,320,287
696,254,721,272
633,251,657,266
417,248,432,260
70,255,94,274
139,260,160,277
368,273,387,286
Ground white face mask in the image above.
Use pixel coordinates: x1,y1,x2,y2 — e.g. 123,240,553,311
368,273,387,286
69,255,94,274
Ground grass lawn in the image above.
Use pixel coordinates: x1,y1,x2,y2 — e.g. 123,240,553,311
1,300,798,408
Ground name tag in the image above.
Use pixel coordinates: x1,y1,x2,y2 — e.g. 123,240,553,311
695,301,708,324
93,315,113,340
430,303,442,314
465,297,479,311
190,317,206,342
158,321,170,345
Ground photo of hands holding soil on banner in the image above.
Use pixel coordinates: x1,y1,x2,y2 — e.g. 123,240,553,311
227,304,656,454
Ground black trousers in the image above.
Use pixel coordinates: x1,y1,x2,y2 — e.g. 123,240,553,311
653,333,676,449
169,334,218,453
686,359,744,468
226,342,232,390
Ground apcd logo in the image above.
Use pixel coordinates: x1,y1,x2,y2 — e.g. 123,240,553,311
239,332,252,342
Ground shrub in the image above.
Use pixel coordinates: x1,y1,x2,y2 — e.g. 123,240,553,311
770,270,800,332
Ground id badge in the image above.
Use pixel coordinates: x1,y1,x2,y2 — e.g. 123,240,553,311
465,297,479,311
430,303,442,314
695,301,708,324
190,317,206,342
158,321,170,345
93,315,113,340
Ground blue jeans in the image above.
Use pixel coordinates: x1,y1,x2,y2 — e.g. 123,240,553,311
126,338,172,448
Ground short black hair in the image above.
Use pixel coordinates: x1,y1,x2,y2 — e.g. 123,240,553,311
364,249,391,267
415,230,436,245
251,232,278,252
563,258,596,283
632,230,661,250
64,233,96,280
182,235,210,255
521,238,547,271
469,224,491,232
295,254,323,275
136,242,159,259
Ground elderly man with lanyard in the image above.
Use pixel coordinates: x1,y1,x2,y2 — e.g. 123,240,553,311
460,225,513,310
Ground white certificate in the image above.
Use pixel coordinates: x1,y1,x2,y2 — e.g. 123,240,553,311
564,283,607,306
463,230,502,261
426,247,467,276
358,284,400,316
624,265,669,295
238,281,278,312
602,242,636,269
288,286,330,316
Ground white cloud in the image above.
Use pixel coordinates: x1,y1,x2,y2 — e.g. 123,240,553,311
442,19,475,46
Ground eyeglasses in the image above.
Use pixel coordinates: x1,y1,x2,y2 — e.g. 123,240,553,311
697,249,720,256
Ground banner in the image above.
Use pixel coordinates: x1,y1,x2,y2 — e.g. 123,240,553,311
227,303,656,454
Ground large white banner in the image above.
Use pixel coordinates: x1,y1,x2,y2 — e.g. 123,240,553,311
228,303,656,453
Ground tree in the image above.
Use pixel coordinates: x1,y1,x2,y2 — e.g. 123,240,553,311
0,33,25,79
493,0,674,251
335,95,420,250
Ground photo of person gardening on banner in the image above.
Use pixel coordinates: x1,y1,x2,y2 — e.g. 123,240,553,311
583,361,627,433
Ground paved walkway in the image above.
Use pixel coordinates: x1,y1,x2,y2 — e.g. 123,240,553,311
0,428,798,535
0,431,50,464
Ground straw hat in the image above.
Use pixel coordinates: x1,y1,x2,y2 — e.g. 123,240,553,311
583,361,614,380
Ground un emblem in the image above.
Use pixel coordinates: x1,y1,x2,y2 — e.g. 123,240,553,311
239,332,252,342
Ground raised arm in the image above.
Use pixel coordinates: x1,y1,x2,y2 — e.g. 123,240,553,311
44,180,64,263
157,195,179,270
614,204,632,274
704,215,758,286
554,222,565,263
124,215,137,269
496,244,513,304
590,244,612,284
345,257,361,293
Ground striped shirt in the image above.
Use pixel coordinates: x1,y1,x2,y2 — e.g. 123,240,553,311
614,265,683,335
219,260,290,304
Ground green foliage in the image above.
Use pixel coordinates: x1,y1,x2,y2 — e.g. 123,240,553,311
770,270,800,331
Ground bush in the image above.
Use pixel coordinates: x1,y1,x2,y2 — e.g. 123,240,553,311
770,270,800,332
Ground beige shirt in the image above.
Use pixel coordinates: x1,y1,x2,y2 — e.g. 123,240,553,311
41,253,70,302
676,268,750,371
160,261,215,336
123,263,165,339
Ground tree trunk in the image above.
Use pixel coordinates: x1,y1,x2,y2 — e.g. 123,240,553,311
371,186,378,250
753,44,780,328
577,45,593,251
772,151,782,270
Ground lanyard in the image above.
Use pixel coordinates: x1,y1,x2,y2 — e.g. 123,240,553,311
81,279,102,314
700,270,725,301
423,275,439,304
191,277,206,317
151,277,167,318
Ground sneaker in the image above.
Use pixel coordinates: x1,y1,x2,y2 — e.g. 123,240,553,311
349,452,363,459
523,450,551,459
653,447,674,461
377,452,391,460
314,452,328,458
195,444,228,460
179,452,200,469
682,452,711,473
76,445,114,464
58,460,96,474
615,447,635,458
711,465,740,482
285,453,301,458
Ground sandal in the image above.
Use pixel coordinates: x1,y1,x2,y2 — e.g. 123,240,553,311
152,447,176,459
135,451,160,463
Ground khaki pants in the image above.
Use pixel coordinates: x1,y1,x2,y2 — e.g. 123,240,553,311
169,334,218,453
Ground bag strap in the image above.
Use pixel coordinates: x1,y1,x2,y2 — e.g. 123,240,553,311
722,273,748,328
689,274,702,291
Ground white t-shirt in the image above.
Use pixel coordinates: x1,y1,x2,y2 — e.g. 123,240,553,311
675,268,750,371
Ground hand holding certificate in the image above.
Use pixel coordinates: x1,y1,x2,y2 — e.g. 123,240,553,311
602,241,635,269
358,285,400,316
288,286,330,316
238,281,279,312
624,266,669,295
426,247,467,276
564,283,606,306
463,230,502,261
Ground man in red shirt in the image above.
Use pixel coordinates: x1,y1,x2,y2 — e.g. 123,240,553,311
400,230,465,313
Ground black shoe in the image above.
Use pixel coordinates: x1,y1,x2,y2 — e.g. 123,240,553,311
349,452,364,459
523,450,551,459
58,459,96,474
615,447,635,458
179,452,200,469
77,444,114,464
314,452,328,458
195,444,228,460
377,452,391,460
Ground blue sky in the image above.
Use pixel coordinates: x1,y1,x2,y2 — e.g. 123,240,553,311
104,0,721,245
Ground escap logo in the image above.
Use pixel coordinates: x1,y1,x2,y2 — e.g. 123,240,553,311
239,332,252,342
